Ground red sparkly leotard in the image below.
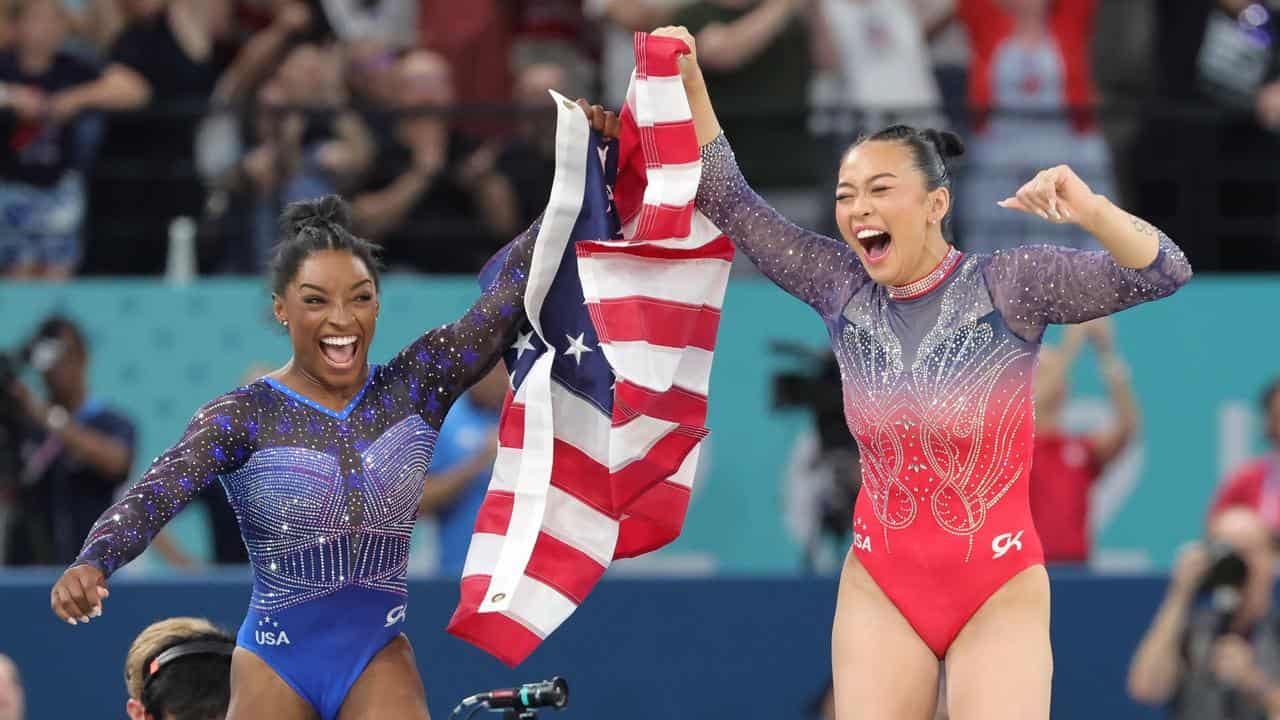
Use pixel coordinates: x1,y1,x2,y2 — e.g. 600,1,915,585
697,134,1192,656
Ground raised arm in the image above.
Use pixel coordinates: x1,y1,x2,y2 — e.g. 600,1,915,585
386,220,538,425
985,165,1192,342
654,26,868,318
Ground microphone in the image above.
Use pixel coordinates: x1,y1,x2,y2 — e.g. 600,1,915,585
475,678,569,710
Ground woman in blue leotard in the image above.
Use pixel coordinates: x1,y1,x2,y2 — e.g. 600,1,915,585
49,105,617,718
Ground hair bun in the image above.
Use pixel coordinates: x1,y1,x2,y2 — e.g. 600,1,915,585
280,195,353,236
921,129,965,160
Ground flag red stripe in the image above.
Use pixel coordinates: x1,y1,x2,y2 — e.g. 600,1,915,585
633,202,696,242
588,296,722,351
610,426,706,512
448,576,544,667
499,402,525,449
647,122,700,166
473,491,514,535
525,531,608,605
577,234,734,262
613,380,709,428
549,439,616,515
615,480,693,558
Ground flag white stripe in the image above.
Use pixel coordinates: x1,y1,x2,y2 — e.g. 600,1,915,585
667,443,700,490
600,342,715,396
633,74,692,126
579,254,731,308
543,486,618,566
503,574,579,638
462,532,505,578
641,161,701,209
609,414,679,470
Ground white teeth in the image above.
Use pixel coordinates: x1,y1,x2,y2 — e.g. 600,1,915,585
320,336,357,346
857,229,887,240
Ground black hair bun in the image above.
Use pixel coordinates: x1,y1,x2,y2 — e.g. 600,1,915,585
280,195,353,236
921,129,966,160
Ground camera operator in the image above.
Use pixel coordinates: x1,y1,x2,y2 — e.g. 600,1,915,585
773,343,861,572
124,617,233,720
1129,508,1280,719
3,315,135,565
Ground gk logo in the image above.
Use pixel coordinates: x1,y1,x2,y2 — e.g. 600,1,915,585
991,531,1024,559
385,604,407,628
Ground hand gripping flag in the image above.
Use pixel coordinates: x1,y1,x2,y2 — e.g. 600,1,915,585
446,33,734,666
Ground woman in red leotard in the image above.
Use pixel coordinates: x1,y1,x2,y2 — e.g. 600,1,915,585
642,24,1191,720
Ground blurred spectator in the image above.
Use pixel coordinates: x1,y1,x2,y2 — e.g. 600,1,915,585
1029,318,1139,565
213,41,374,272
1208,380,1280,533
808,0,944,238
481,52,594,235
65,0,164,56
586,0,689,104
4,315,135,566
0,0,101,280
316,0,417,48
0,655,22,720
510,0,595,63
351,50,512,272
418,363,504,576
124,617,233,720
956,0,1115,254
1132,0,1280,272
68,0,309,276
419,0,514,138
810,0,944,132
672,0,814,187
1128,508,1280,719
913,0,970,132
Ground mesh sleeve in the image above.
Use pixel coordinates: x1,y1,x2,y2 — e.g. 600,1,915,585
984,232,1192,343
697,134,867,320
386,220,538,426
73,390,256,577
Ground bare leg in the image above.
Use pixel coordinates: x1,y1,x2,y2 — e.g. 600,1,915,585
832,548,941,720
337,635,431,720
944,564,1052,720
226,648,317,720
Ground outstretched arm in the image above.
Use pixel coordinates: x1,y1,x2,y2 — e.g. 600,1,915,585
986,165,1192,342
653,26,867,319
51,391,254,624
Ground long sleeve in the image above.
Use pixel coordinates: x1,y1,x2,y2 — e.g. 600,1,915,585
73,390,256,577
983,232,1192,343
386,220,538,426
697,133,868,319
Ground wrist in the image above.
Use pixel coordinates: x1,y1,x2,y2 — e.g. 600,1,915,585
1077,193,1113,234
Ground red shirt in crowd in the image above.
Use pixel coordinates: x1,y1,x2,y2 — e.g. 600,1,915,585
1209,453,1280,531
1030,432,1102,563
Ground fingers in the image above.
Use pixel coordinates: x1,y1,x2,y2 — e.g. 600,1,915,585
998,170,1071,223
573,99,620,139
50,569,107,625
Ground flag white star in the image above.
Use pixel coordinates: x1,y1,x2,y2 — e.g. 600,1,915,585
563,332,594,365
514,330,536,359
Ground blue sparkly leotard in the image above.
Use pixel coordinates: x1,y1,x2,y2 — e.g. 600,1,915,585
71,224,537,718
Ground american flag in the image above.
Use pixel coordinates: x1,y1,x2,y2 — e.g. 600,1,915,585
446,33,734,667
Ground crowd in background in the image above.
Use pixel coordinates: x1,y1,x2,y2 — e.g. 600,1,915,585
3,0,1280,280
